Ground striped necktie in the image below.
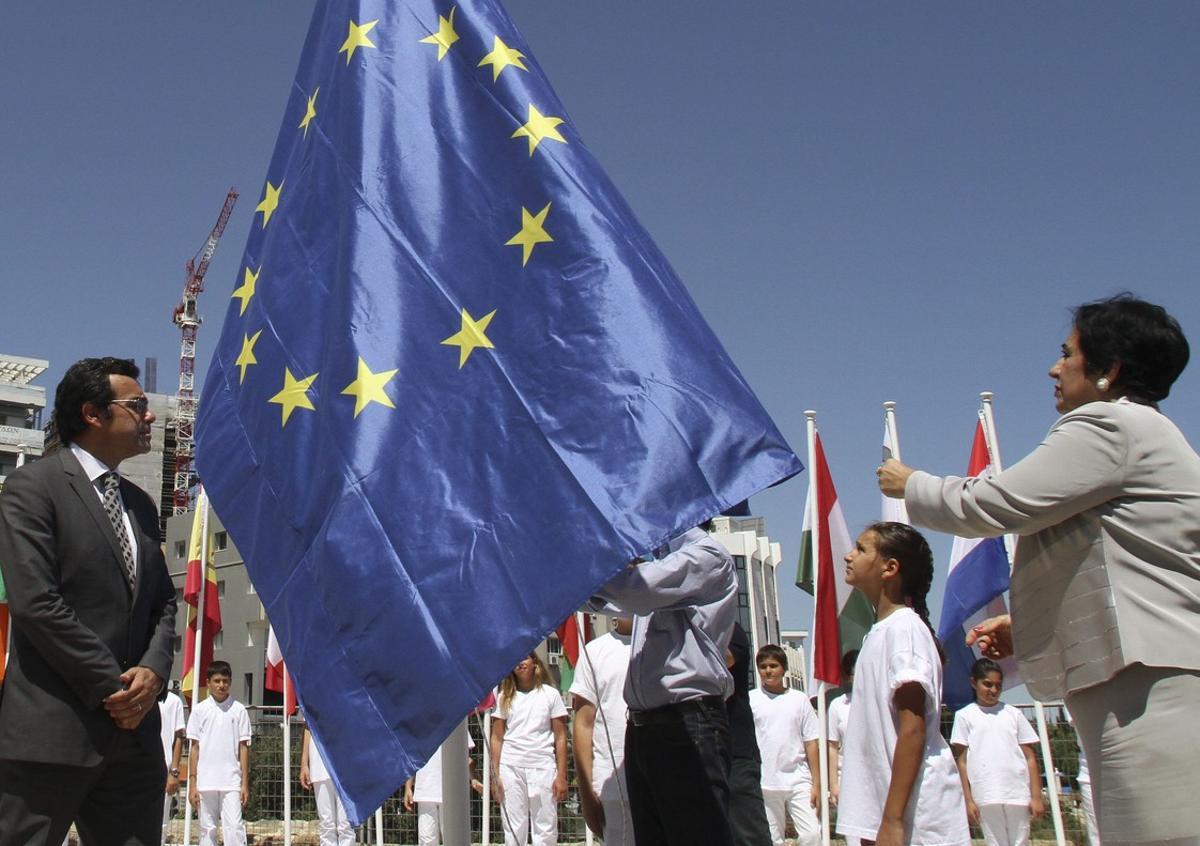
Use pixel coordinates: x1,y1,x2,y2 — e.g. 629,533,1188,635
101,471,137,588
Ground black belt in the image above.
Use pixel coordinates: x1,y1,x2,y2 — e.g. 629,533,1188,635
627,695,724,727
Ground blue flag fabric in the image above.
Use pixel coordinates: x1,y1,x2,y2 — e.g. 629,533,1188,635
196,0,801,821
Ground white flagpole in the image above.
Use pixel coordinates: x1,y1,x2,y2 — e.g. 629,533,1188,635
183,489,211,846
978,392,1065,846
482,711,492,844
374,807,384,846
882,401,910,525
282,673,292,846
804,411,832,846
442,719,470,846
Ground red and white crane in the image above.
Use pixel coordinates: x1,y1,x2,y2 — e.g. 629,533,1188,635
172,188,238,515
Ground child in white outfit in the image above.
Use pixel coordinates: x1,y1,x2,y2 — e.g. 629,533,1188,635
950,658,1043,846
186,662,252,846
748,643,821,846
301,724,356,846
836,523,970,846
490,652,568,846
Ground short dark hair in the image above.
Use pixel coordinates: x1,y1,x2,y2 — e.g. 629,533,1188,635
756,644,787,669
53,357,140,445
841,649,860,678
207,660,233,679
970,657,1004,682
1073,294,1189,405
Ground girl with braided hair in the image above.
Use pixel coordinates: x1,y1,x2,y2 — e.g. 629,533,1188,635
835,522,969,846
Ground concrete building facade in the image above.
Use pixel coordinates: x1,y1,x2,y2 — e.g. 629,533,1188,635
0,354,48,488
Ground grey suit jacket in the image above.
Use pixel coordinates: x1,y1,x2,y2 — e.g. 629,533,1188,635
906,399,1200,700
0,447,177,766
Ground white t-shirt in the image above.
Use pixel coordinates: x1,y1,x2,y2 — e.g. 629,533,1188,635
836,608,970,846
413,735,477,803
567,631,631,778
950,702,1038,806
306,731,332,784
493,684,567,769
828,693,851,746
749,687,820,791
187,695,253,792
159,692,186,767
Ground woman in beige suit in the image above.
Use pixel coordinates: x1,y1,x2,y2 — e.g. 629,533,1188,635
879,294,1198,846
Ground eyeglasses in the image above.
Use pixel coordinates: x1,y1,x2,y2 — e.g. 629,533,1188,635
110,397,150,417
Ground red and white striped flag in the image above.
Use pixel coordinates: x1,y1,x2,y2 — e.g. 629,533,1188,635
266,625,298,715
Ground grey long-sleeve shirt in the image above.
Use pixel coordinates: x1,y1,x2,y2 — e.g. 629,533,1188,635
590,528,737,711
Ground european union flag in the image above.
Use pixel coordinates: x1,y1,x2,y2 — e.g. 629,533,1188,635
196,0,801,821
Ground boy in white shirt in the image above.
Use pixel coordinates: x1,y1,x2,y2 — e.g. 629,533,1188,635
186,662,252,846
568,617,634,846
159,686,186,846
950,658,1043,846
748,644,821,846
301,722,356,846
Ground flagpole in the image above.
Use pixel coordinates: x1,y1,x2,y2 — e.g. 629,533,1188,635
805,410,832,846
977,392,1065,846
883,401,902,461
283,673,292,846
374,807,384,846
482,711,492,844
183,489,210,846
442,719,470,846
883,401,910,525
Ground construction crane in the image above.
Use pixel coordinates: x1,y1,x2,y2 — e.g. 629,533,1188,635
172,187,239,515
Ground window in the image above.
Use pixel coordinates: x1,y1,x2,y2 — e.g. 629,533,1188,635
174,541,186,560
213,531,228,551
213,631,224,650
244,673,255,705
217,580,225,598
246,625,256,648
246,579,257,595
173,635,182,654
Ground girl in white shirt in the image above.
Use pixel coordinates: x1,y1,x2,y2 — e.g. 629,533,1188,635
836,522,970,846
490,652,569,846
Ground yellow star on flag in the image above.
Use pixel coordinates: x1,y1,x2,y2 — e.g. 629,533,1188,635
441,308,497,369
505,202,554,266
339,19,379,65
512,105,567,156
256,180,282,229
299,88,319,137
269,368,319,425
478,35,527,81
419,7,459,61
341,357,398,417
235,330,262,384
231,266,259,316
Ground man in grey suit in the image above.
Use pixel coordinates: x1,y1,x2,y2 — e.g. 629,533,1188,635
0,357,178,845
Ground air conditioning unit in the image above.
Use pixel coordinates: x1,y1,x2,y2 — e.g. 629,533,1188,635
547,653,560,666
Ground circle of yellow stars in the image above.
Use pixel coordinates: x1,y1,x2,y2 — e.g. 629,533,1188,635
234,6,575,426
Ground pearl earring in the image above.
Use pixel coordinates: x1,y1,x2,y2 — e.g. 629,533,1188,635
1096,377,1110,392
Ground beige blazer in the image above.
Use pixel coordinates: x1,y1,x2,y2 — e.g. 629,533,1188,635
906,398,1200,700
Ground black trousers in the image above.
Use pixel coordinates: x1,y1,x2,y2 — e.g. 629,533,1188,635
625,696,734,846
0,732,165,846
729,757,773,846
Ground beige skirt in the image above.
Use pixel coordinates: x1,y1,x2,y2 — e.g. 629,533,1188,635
1067,663,1200,846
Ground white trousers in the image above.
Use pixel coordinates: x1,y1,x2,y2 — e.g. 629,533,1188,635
1078,780,1099,846
979,803,1031,846
499,764,557,846
161,792,173,845
417,801,442,846
762,786,820,846
198,790,246,846
594,764,633,846
314,780,356,846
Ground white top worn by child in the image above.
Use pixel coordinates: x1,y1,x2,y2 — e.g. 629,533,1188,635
186,688,252,794
835,523,970,846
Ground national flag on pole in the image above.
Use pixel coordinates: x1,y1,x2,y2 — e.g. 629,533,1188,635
796,433,873,687
181,491,222,701
554,613,593,694
266,625,299,716
0,571,8,685
194,0,801,820
936,419,1013,708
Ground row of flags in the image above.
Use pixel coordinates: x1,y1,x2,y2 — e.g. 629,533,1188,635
797,400,1015,708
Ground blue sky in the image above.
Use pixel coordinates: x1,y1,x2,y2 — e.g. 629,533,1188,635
3,3,1198,643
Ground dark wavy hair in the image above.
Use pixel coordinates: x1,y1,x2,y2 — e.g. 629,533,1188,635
53,357,140,445
865,521,944,663
1073,294,1189,406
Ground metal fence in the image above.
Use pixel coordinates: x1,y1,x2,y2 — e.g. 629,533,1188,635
160,701,1095,845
